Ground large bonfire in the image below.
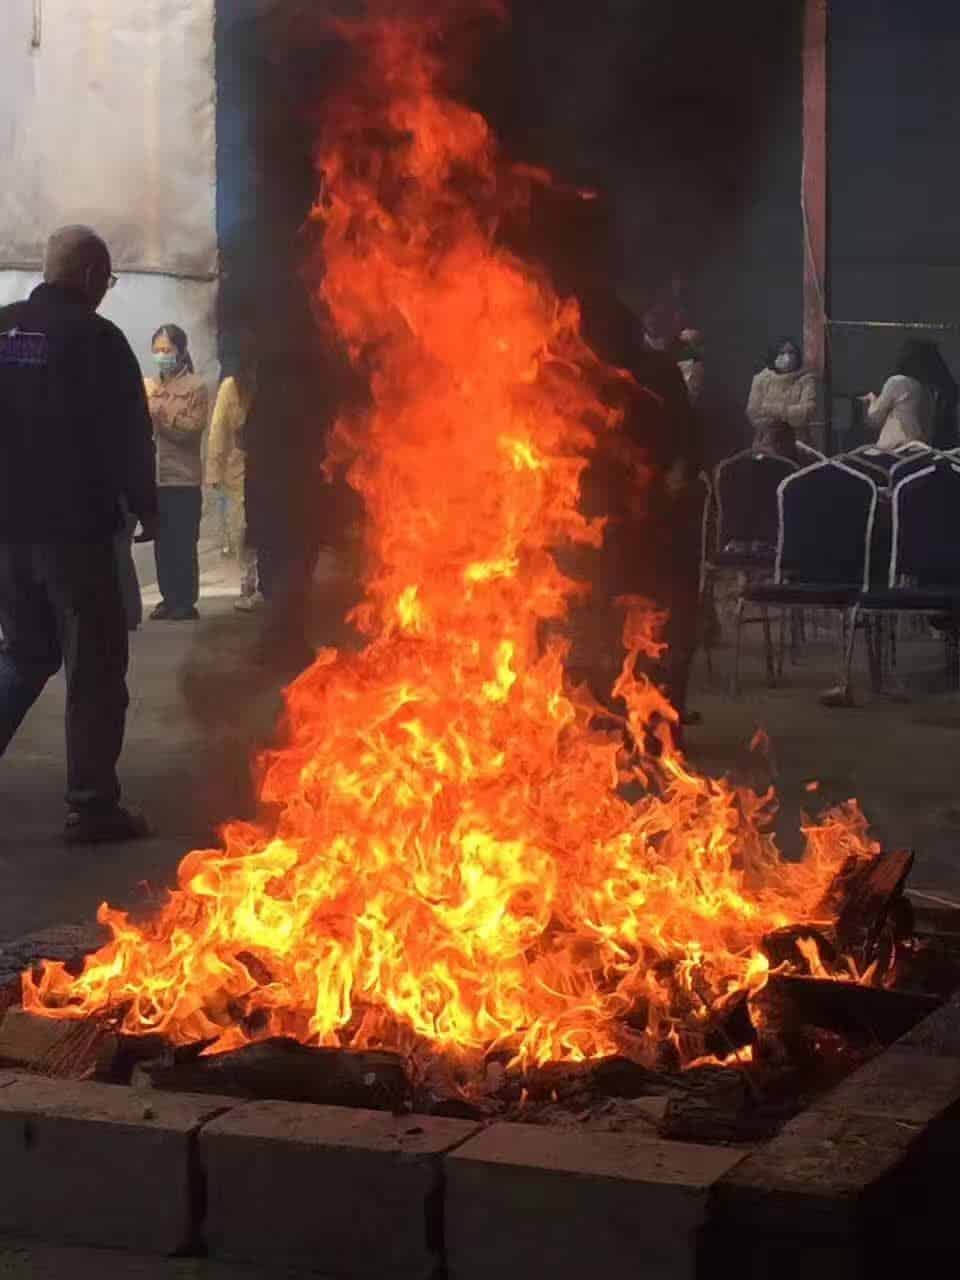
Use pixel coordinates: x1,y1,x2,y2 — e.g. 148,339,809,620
24,0,878,1070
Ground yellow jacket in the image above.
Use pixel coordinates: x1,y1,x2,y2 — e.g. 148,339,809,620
206,375,254,493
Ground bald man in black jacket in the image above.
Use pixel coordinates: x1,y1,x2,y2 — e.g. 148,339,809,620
0,226,156,842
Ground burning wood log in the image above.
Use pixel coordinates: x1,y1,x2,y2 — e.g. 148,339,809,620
823,850,915,974
762,925,837,971
131,1037,410,1111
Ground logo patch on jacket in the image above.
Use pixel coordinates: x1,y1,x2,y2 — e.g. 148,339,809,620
0,329,49,368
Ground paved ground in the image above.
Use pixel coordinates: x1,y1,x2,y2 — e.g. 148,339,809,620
1,546,959,962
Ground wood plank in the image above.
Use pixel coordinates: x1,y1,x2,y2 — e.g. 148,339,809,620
133,1037,410,1111
772,975,939,1046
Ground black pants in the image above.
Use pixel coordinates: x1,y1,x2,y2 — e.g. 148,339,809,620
0,541,129,812
566,490,704,720
155,486,201,611
257,540,319,678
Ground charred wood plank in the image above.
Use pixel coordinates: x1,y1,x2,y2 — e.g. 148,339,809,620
132,1037,410,1111
772,975,939,1046
0,1007,110,1078
825,850,915,962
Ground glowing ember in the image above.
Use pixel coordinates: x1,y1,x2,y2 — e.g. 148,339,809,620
23,0,881,1070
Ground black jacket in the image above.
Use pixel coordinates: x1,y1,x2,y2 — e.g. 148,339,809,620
0,283,156,541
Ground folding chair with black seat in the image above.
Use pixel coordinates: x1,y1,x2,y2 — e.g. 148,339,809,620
733,461,879,697
845,457,960,695
846,445,899,476
889,449,941,487
701,449,799,676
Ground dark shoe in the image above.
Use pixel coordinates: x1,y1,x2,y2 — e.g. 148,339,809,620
819,685,855,708
167,607,200,621
64,806,151,846
150,602,171,620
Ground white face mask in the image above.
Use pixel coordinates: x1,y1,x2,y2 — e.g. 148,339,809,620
775,353,798,374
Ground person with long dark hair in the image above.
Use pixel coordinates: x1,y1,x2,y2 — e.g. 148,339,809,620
862,339,943,450
145,324,208,620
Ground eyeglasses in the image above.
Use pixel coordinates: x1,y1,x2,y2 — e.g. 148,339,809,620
107,274,118,291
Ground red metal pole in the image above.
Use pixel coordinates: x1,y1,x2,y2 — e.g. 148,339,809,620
803,0,831,450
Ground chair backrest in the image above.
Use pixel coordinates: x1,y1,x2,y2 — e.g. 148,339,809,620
889,449,942,486
842,453,892,485
776,461,878,588
712,449,799,551
846,445,898,473
795,442,826,465
891,458,960,587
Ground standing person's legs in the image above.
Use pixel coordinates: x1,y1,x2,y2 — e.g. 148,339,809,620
257,539,319,678
40,543,141,830
228,486,259,602
185,486,202,612
153,486,176,614
0,544,63,755
656,499,705,725
154,487,201,618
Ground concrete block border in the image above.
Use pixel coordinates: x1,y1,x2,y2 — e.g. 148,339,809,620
0,990,956,1276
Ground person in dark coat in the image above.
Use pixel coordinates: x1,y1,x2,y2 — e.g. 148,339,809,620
574,281,705,730
516,186,703,734
0,226,157,842
242,324,358,677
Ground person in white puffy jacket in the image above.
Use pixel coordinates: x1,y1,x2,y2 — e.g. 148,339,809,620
747,337,821,449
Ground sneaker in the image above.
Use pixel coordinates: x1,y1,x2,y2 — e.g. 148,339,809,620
167,607,200,622
150,602,171,621
64,806,151,846
234,591,266,613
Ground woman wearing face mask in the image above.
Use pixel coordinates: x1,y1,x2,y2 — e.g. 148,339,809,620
747,338,821,451
145,325,208,621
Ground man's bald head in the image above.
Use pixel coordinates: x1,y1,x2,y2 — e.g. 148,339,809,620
43,226,112,309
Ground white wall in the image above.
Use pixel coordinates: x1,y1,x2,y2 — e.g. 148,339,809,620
0,0,220,383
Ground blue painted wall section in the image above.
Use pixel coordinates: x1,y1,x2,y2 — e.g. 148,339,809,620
215,0,263,370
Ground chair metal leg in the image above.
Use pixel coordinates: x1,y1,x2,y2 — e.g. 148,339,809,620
789,609,803,665
776,609,789,682
866,615,883,694
761,608,776,687
732,597,745,697
701,579,715,681
841,605,860,703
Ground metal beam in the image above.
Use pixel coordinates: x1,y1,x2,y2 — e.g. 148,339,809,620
802,0,830,450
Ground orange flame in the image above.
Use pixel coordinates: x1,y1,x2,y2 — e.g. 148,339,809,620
23,2,880,1070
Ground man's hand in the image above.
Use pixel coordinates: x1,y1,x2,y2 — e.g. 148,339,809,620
134,514,158,543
